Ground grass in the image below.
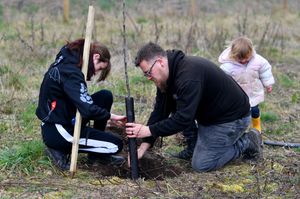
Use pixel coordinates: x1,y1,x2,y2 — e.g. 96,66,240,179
272,122,297,136
291,91,300,103
0,0,299,198
96,0,116,11
7,72,25,90
277,73,295,88
22,4,39,15
0,140,47,175
0,64,10,75
136,17,148,24
0,123,9,132
19,103,40,135
261,111,278,122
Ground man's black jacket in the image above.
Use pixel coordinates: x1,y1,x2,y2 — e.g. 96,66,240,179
36,46,110,127
145,50,250,144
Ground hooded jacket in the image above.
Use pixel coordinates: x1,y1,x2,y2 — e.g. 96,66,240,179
218,47,275,107
36,46,110,127
144,50,250,144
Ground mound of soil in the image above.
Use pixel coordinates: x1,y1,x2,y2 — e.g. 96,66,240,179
79,151,185,180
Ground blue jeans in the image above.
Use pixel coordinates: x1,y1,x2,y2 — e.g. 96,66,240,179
192,115,251,172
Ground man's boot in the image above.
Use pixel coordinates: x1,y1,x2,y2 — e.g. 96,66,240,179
45,146,70,170
173,123,197,160
175,138,196,160
252,116,261,133
243,128,263,160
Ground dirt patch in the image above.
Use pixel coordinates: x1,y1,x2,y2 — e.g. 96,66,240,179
79,151,186,180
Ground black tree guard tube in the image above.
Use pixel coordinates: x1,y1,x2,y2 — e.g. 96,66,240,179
125,97,139,179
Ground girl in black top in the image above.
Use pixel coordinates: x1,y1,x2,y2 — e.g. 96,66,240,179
36,39,125,170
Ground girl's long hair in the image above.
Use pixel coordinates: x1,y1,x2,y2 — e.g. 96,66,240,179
66,38,111,81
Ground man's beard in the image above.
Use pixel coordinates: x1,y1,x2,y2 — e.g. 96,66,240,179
157,81,167,93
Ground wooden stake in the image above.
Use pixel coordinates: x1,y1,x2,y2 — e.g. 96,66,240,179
70,5,95,177
63,0,69,23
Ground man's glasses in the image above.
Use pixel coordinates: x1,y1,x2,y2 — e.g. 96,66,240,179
144,60,158,77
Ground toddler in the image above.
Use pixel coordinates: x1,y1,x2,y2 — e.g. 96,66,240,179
218,36,275,132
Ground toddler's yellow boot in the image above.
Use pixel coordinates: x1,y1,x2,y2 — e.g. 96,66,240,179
252,117,261,133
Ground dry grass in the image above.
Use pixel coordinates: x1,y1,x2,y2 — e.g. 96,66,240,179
0,0,299,198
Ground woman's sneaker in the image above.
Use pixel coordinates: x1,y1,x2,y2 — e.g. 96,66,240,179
88,154,126,166
45,146,70,170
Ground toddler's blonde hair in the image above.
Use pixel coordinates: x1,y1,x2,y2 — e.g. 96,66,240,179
229,36,254,61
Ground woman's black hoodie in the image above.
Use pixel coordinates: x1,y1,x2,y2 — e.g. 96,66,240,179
36,46,110,126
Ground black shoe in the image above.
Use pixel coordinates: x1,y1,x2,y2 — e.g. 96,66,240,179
45,147,70,170
244,128,263,160
172,148,193,160
173,131,197,160
88,154,126,166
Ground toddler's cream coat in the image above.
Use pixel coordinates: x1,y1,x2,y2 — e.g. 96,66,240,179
219,47,275,107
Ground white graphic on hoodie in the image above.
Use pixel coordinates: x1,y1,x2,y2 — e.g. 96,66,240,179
80,83,93,104
49,67,61,83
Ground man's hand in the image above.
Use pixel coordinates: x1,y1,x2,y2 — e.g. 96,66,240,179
128,142,151,167
110,113,127,128
126,123,151,138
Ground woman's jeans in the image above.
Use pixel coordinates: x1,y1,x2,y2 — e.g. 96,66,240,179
192,115,251,172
